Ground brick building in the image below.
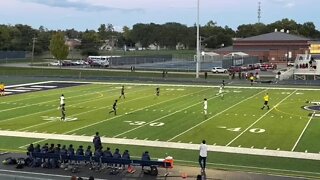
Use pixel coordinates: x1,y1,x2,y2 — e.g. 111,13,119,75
213,31,311,63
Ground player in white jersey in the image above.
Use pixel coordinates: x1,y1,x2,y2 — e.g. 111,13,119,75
59,94,65,109
217,85,224,99
203,98,208,115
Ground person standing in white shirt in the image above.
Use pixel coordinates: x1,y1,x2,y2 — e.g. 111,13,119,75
203,98,207,115
199,140,207,172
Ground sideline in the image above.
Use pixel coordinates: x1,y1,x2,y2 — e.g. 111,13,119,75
48,80,320,91
0,130,320,161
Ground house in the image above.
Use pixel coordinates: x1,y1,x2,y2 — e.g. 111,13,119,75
65,39,81,49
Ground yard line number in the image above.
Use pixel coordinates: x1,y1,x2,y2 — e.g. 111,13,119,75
124,121,165,127
219,126,265,133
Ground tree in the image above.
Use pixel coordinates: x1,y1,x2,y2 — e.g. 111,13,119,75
49,32,69,67
98,24,108,40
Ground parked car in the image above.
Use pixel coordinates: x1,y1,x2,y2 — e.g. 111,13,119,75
260,63,277,70
228,66,242,73
211,67,227,73
72,60,87,66
49,61,61,66
287,61,295,67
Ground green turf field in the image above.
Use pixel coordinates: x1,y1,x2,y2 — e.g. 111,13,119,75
1,81,320,178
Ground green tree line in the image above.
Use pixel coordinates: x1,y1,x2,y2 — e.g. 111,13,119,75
0,18,319,55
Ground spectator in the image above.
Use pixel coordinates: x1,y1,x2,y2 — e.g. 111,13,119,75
113,148,121,168
27,144,34,157
93,132,102,152
204,72,207,79
41,143,48,153
103,147,113,158
60,145,67,155
88,176,94,180
34,144,41,153
85,145,92,157
76,145,84,156
94,147,103,158
255,72,259,80
122,150,130,169
67,144,75,156
103,147,113,168
199,140,207,173
141,151,151,170
70,176,77,180
122,150,130,160
54,144,61,154
48,144,55,153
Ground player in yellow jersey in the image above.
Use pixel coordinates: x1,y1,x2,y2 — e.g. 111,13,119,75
0,82,4,96
261,93,270,110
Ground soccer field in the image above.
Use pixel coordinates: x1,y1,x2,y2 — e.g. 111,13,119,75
0,81,320,177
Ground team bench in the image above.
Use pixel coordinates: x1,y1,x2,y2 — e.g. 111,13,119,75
30,152,172,176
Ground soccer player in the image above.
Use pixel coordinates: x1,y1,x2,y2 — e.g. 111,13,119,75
59,94,65,109
0,82,4,96
222,80,225,88
156,87,160,96
109,99,118,115
119,85,125,99
217,85,224,99
61,105,66,121
261,93,270,110
203,98,208,115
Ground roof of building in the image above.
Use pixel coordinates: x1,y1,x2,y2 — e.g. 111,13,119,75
224,52,249,57
237,32,311,41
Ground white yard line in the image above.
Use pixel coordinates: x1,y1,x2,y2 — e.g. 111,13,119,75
167,89,267,142
1,130,318,161
226,90,297,146
113,92,223,138
291,112,315,151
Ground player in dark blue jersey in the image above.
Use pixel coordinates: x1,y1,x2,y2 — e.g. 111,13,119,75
156,87,160,96
61,105,66,121
109,100,118,115
119,85,125,99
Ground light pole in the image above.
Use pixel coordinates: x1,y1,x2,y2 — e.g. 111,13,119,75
31,37,37,66
196,0,200,78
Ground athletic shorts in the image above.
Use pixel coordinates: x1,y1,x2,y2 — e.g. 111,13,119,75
264,101,268,105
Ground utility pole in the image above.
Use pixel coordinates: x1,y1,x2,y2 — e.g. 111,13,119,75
196,0,200,78
31,37,37,66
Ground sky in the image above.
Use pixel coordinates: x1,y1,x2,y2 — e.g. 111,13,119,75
0,0,319,31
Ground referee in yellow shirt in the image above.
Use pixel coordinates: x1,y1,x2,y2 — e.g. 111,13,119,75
250,76,254,86
261,93,270,110
0,82,4,96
